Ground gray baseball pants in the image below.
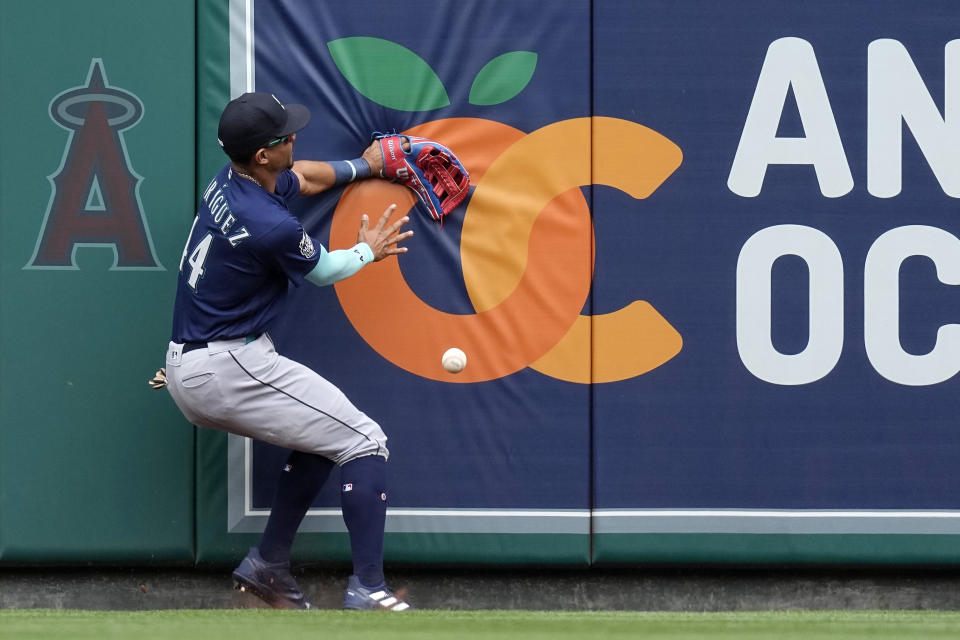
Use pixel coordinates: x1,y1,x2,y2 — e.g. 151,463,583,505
165,333,388,464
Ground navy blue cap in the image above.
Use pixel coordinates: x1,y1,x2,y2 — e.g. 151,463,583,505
217,92,310,156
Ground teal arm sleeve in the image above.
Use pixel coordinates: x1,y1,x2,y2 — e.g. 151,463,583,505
305,242,375,286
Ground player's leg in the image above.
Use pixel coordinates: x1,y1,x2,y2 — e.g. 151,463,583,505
232,450,333,609
221,335,388,462
340,454,387,587
339,453,410,610
259,450,335,564
168,335,407,609
224,340,408,609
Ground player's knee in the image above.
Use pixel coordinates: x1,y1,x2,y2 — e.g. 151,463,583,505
338,429,388,464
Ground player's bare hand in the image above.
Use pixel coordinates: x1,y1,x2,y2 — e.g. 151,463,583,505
363,137,413,178
358,204,413,262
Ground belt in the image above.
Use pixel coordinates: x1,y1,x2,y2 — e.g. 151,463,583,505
182,334,261,354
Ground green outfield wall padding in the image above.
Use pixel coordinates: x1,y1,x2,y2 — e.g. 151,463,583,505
196,0,231,203
0,0,196,564
5,0,960,570
593,534,960,567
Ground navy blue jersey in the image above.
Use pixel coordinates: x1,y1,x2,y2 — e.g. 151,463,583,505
171,165,320,342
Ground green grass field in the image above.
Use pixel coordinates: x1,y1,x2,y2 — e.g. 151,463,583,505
2,610,960,640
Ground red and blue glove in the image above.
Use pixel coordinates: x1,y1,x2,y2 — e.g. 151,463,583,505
374,133,470,221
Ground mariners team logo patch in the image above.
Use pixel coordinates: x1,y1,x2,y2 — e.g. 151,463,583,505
299,230,316,258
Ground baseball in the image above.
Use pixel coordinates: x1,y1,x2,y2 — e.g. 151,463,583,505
442,347,467,373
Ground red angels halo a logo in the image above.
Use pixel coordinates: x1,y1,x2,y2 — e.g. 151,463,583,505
25,58,162,270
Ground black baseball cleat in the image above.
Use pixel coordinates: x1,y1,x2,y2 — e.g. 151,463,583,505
232,547,312,610
342,574,413,611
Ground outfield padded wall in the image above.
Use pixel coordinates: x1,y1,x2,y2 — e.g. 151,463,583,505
0,0,196,563
195,0,960,568
2,0,960,567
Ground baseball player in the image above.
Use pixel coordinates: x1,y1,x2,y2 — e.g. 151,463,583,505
163,92,413,610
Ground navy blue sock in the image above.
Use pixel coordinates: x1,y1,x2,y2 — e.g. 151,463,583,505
259,450,334,564
340,455,387,587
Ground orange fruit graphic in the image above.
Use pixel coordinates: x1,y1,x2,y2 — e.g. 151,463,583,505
332,116,683,383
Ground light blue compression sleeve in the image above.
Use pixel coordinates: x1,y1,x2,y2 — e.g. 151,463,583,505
305,242,375,286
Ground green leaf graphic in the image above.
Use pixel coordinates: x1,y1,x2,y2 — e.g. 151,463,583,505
327,37,449,111
469,51,538,106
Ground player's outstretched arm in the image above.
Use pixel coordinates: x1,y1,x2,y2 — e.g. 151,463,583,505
291,160,337,196
293,141,387,197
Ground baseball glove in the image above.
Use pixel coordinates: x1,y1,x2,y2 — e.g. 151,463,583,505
374,133,470,221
